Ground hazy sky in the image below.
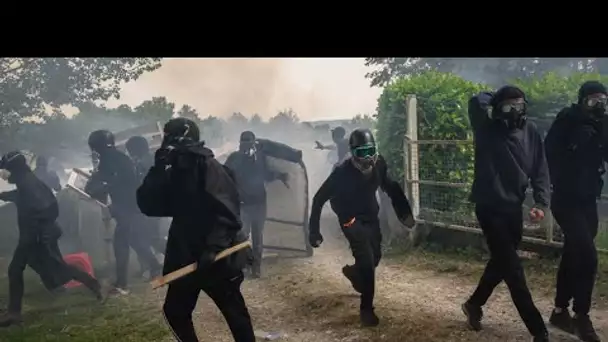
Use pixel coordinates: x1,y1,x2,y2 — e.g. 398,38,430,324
106,58,382,121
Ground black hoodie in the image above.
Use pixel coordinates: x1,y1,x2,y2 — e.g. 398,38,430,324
136,143,242,274
545,104,608,203
469,93,550,210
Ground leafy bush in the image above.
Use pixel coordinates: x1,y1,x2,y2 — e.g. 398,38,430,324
376,71,488,214
376,71,608,218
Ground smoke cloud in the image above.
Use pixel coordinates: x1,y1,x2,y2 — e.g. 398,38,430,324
107,58,382,121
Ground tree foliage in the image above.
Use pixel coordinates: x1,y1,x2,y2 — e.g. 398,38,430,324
177,104,199,121
365,58,607,88
0,58,161,122
268,108,299,126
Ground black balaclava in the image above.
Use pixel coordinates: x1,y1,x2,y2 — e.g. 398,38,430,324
88,129,116,168
489,85,527,130
126,136,150,159
162,118,200,148
0,151,30,184
331,126,346,144
348,128,378,175
239,131,257,157
578,80,608,119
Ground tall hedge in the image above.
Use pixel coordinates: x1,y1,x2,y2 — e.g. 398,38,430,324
376,71,608,218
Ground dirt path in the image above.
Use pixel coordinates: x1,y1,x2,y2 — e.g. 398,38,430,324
184,222,608,342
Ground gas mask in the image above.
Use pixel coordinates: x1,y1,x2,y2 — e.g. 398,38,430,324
351,144,378,175
91,152,100,171
584,95,607,119
0,169,10,181
492,101,527,130
239,141,257,158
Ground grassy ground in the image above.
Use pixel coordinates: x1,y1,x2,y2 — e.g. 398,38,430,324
385,243,608,307
0,246,606,341
0,269,168,342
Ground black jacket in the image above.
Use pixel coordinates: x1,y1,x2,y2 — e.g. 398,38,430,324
308,155,412,236
85,148,139,215
545,104,608,203
0,170,61,245
469,107,550,210
136,143,242,275
224,148,282,205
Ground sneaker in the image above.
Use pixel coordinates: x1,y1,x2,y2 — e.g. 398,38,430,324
360,308,380,327
574,315,601,342
532,332,549,342
342,265,362,293
107,286,130,297
462,301,483,331
0,312,23,328
549,308,574,334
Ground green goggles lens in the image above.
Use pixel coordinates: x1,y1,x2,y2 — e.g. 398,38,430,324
352,145,377,158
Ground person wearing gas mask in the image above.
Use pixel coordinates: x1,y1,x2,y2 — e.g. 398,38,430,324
0,151,102,327
315,126,350,165
137,118,255,342
86,130,162,296
33,155,61,192
462,86,550,342
125,136,166,278
224,131,288,278
544,81,607,342
308,128,415,327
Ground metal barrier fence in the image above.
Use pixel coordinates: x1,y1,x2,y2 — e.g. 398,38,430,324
402,94,608,252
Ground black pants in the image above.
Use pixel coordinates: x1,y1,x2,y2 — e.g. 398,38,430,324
8,239,99,313
241,203,266,273
552,199,599,316
163,268,255,342
342,218,382,310
133,215,165,275
468,205,546,336
113,212,161,288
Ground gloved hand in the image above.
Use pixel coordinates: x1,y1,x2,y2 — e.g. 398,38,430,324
309,231,323,248
197,250,217,273
154,146,175,166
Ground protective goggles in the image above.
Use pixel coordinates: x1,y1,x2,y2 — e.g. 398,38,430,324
585,95,608,107
352,144,377,159
500,102,526,113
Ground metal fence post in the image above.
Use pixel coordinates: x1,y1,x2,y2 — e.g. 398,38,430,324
405,95,420,219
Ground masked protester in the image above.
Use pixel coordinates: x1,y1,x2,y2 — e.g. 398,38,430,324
314,126,350,164
463,86,550,342
544,81,607,342
86,130,162,296
137,118,255,342
224,131,288,278
33,156,61,192
125,136,166,278
0,151,102,327
308,128,415,327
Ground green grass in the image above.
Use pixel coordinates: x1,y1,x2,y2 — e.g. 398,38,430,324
385,243,608,307
0,269,169,342
597,221,608,250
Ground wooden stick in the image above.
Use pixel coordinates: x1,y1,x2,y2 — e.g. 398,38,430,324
150,240,252,289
